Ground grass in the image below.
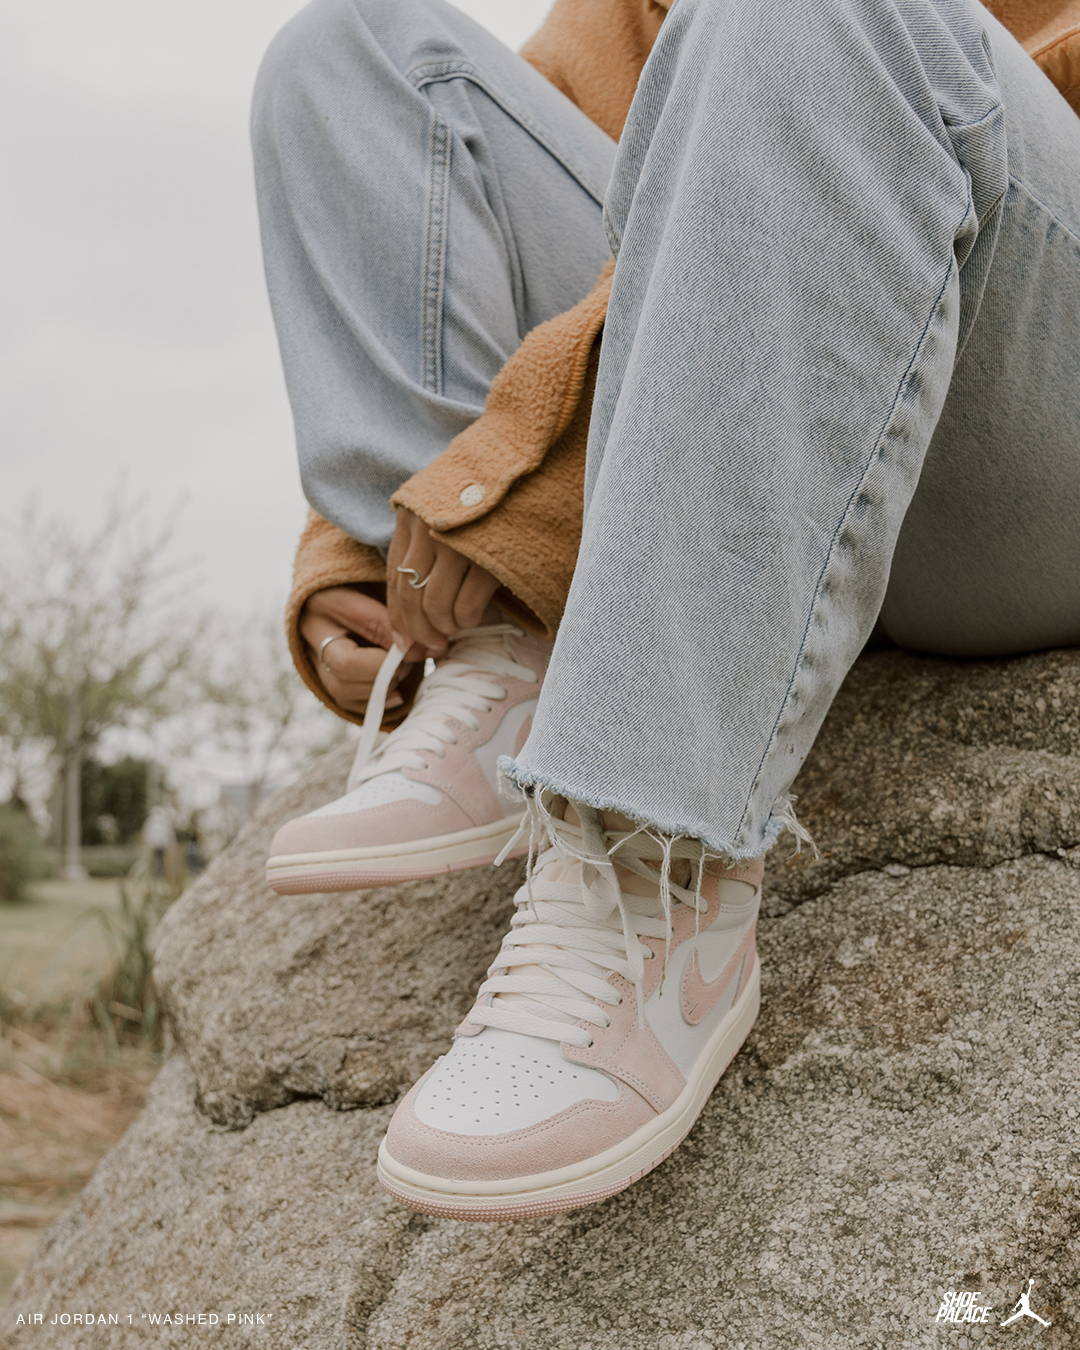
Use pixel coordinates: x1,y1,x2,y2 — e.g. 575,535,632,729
0,877,126,1009
0,875,178,1300
0,1008,158,1298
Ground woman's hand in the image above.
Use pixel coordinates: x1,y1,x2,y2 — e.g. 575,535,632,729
386,508,500,651
299,585,412,716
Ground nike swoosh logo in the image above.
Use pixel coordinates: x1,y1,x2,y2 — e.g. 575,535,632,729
680,924,756,1026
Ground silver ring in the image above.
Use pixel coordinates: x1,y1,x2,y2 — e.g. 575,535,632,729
396,565,431,590
318,631,354,672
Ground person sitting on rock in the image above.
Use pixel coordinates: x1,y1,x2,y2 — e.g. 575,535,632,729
251,0,1080,1218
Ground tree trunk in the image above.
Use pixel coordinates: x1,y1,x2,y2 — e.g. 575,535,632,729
62,688,86,881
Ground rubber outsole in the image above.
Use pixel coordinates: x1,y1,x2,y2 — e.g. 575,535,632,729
265,813,524,895
377,960,761,1220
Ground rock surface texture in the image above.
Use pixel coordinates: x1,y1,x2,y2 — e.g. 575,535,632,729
7,650,1079,1349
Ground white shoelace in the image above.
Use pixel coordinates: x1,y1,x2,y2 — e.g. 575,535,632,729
346,624,538,791
469,807,712,1048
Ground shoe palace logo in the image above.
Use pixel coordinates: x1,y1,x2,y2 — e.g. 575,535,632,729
935,1278,1052,1329
935,1291,994,1325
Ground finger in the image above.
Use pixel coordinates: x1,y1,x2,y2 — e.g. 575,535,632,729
385,512,411,635
386,508,409,579
303,616,385,688
387,514,446,656
319,668,377,715
306,644,373,707
311,649,409,714
452,565,500,633
299,606,348,654
304,585,395,650
321,677,371,715
386,510,420,640
315,658,408,714
395,531,444,652
422,546,469,638
319,640,386,688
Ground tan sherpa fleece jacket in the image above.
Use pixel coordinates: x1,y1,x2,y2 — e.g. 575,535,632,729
287,0,1080,724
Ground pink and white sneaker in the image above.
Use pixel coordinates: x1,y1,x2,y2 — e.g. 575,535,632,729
377,800,763,1219
265,625,548,894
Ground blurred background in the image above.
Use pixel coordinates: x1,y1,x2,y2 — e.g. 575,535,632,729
0,0,549,1295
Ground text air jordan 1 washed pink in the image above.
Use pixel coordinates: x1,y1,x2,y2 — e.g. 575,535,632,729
266,625,548,893
377,798,763,1219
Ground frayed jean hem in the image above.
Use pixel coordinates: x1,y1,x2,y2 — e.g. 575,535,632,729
498,755,812,862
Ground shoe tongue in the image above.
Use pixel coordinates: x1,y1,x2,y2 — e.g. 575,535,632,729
493,853,572,1017
545,854,578,885
598,807,639,833
360,652,486,773
540,819,663,913
491,849,611,1024
440,650,491,679
443,627,511,673
493,958,568,1020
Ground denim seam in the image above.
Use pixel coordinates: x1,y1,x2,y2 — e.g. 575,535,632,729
976,187,1007,234
955,189,1005,360
421,114,451,396
939,102,1008,135
733,224,969,847
406,59,609,207
604,209,623,258
1006,173,1080,250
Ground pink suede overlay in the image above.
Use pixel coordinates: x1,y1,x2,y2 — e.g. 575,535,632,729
455,869,762,1078
564,973,684,1112
713,857,765,888
382,827,763,1187
634,869,760,990
268,631,548,860
385,1075,655,1182
369,637,545,832
269,795,476,854
551,871,762,1106
415,723,504,824
680,923,757,1026
397,638,548,825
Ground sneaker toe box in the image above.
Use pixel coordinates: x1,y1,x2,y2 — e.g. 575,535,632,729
267,794,473,858
383,1038,653,1184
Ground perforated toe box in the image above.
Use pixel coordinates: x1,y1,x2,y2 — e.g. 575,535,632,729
413,1028,618,1136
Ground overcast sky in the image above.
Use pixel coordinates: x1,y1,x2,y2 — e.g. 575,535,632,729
4,0,551,618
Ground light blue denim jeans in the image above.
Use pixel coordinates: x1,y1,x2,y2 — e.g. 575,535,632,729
252,0,1080,857
251,0,615,553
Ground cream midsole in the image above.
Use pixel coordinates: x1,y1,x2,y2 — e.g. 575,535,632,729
266,813,524,877
378,958,761,1206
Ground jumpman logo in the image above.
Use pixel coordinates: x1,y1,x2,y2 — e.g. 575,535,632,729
999,1278,1051,1328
